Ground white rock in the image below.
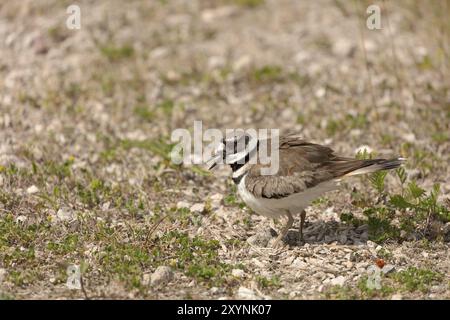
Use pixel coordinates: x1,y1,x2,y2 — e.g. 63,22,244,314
150,47,168,59
332,38,354,57
233,55,252,71
187,280,195,287
364,40,377,52
292,257,308,269
366,240,377,248
294,51,309,64
210,193,223,201
350,129,362,137
142,273,151,286
166,70,181,82
202,6,237,23
176,201,190,209
0,268,6,282
330,276,347,286
0,175,3,186
15,215,27,223
391,294,403,300
56,207,75,222
190,203,205,213
285,256,295,265
215,206,229,219
210,193,223,209
402,133,416,143
209,287,219,294
236,287,260,300
345,261,354,269
167,14,190,26
430,285,441,293
277,288,288,294
381,264,395,274
101,202,111,211
26,185,39,194
208,56,225,69
231,269,245,278
150,266,173,286
251,258,266,269
315,87,326,98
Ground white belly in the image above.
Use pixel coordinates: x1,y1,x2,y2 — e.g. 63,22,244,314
237,176,337,219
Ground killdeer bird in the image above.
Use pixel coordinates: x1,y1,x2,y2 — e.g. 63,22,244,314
207,132,404,247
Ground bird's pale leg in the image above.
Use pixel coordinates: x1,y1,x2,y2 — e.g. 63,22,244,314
299,210,306,241
272,212,294,248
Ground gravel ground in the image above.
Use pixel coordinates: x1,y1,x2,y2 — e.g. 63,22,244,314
0,0,449,299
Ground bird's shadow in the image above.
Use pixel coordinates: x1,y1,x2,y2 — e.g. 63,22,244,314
281,220,368,247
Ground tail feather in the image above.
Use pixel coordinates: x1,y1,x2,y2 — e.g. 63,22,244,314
343,157,406,177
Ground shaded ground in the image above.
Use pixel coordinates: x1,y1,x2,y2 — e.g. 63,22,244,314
0,0,449,299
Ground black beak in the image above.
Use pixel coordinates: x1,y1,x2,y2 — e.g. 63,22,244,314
206,153,221,170
208,162,217,170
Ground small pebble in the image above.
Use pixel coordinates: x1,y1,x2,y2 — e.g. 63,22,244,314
150,266,173,286
26,185,39,194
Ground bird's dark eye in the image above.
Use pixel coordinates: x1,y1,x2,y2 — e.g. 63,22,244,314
234,138,241,154
244,135,250,145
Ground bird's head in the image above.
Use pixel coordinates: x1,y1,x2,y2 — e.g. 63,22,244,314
207,132,258,170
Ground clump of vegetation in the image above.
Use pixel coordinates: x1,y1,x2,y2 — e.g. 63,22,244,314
252,65,283,83
392,267,443,293
133,105,155,122
351,151,450,243
223,184,246,209
121,138,174,162
156,230,233,286
325,266,443,299
100,44,134,61
232,0,265,8
256,275,281,289
367,168,449,242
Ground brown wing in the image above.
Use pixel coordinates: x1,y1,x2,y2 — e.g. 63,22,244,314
245,134,389,199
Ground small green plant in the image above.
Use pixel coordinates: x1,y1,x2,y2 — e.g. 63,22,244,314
392,267,443,293
100,44,134,61
356,276,395,298
355,148,373,160
354,153,450,241
364,207,400,242
158,99,175,116
224,193,238,206
340,212,365,227
224,185,246,209
47,234,80,255
44,158,74,180
391,183,450,233
121,138,174,162
323,285,359,300
252,65,283,83
232,0,265,8
76,177,110,207
256,275,281,289
158,231,232,286
133,105,155,121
